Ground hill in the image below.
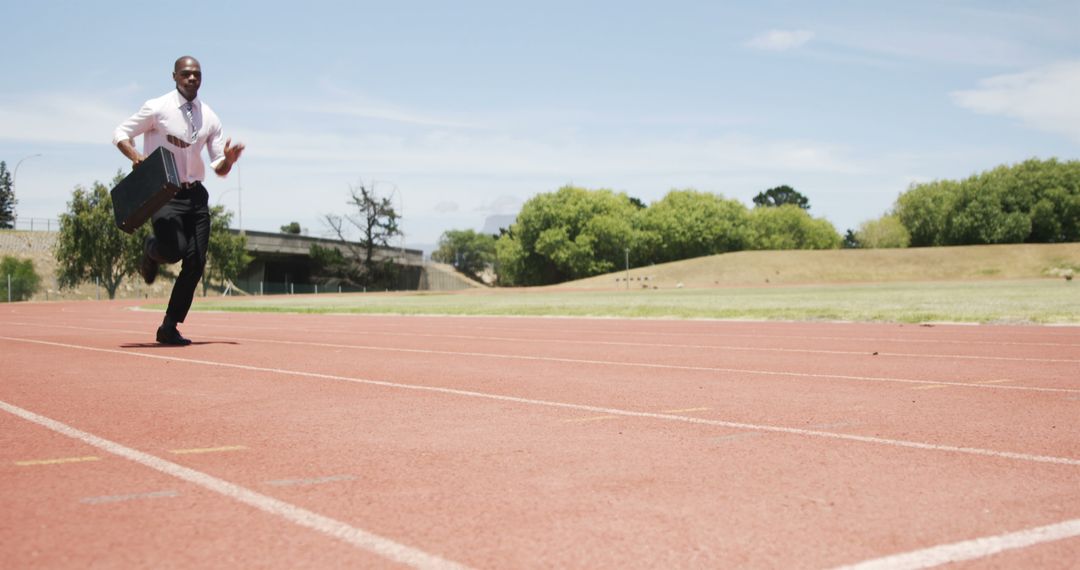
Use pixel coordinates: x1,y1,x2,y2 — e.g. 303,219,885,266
556,243,1080,290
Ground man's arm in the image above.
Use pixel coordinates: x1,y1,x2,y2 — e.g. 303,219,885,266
116,139,145,167
113,101,155,167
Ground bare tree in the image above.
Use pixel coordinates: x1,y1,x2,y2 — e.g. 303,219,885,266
321,180,402,288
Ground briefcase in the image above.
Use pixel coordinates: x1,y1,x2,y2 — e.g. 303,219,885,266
110,146,181,234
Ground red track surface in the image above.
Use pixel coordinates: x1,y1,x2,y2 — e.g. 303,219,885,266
1,300,1078,569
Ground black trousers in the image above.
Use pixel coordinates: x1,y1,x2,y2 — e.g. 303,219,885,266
148,183,210,324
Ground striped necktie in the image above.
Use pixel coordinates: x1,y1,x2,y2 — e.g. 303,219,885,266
183,102,197,143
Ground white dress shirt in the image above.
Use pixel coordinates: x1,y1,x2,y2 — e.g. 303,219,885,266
113,89,227,184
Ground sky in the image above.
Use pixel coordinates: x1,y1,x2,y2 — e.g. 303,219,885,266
2,0,1078,251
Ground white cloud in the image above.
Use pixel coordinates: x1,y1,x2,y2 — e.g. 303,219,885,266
0,93,132,145
952,61,1080,142
434,201,459,213
746,30,815,52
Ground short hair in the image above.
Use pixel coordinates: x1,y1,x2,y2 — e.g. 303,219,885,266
174,56,200,71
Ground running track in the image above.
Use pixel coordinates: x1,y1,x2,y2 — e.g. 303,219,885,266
1,300,1077,569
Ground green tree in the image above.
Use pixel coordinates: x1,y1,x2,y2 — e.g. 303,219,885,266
639,189,752,263
280,221,301,234
1,256,41,302
894,158,1080,246
842,229,861,249
495,185,646,286
432,229,496,280
323,180,402,288
203,205,252,295
894,180,958,247
854,215,910,248
752,185,810,210
54,174,150,299
748,205,841,250
0,162,15,229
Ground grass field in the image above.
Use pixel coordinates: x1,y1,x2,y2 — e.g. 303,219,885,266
189,278,1080,324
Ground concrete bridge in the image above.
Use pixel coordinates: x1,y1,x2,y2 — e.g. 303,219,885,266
230,229,477,292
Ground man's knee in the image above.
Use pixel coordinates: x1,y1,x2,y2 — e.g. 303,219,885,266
180,253,207,280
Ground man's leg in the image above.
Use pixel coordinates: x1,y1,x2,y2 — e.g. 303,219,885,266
149,186,208,345
164,194,210,325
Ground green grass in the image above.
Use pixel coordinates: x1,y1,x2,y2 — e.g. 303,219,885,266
183,278,1080,324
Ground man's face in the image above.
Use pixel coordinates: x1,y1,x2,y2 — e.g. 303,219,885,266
173,59,202,101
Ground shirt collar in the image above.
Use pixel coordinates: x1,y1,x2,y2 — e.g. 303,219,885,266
173,89,200,109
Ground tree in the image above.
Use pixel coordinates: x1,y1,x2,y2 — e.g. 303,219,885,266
1,256,41,302
842,229,861,249
323,180,402,288
280,221,301,234
639,189,752,263
894,158,1080,246
748,205,841,250
54,173,150,299
0,162,15,229
495,185,646,286
752,185,810,210
203,205,252,295
855,215,910,248
432,229,496,280
894,180,957,247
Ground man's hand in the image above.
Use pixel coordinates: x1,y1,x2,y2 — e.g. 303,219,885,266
214,138,245,176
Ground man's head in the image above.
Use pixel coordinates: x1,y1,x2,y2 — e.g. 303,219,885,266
173,56,202,101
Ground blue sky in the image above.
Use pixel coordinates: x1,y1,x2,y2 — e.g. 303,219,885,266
2,1,1078,250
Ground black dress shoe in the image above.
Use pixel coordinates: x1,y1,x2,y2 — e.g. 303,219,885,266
139,238,158,285
156,325,192,346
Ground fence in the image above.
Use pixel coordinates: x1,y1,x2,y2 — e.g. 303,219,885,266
9,218,59,232
230,279,381,296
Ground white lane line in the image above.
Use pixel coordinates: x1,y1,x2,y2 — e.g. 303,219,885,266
267,475,357,487
81,490,179,505
832,517,1080,569
2,336,1078,468
5,325,1078,395
145,313,1080,348
16,319,1080,362
0,399,467,570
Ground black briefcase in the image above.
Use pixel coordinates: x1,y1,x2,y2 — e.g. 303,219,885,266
110,147,181,234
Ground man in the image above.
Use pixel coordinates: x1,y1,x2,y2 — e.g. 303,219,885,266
114,56,245,345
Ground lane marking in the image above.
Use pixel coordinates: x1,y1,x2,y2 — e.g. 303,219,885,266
911,385,950,391
562,415,618,423
0,400,468,570
266,474,356,487
3,336,1078,468
832,517,1080,570
711,432,764,443
11,320,1080,366
975,379,1014,385
169,317,1080,349
81,490,179,505
5,327,1078,395
661,407,711,414
15,455,101,466
170,445,247,455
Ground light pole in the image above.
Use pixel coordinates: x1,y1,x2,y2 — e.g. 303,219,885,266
12,154,42,228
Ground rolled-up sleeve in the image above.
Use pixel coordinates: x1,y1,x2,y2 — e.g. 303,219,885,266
112,101,155,145
206,122,227,174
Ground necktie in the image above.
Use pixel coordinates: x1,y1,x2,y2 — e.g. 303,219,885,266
183,102,197,143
